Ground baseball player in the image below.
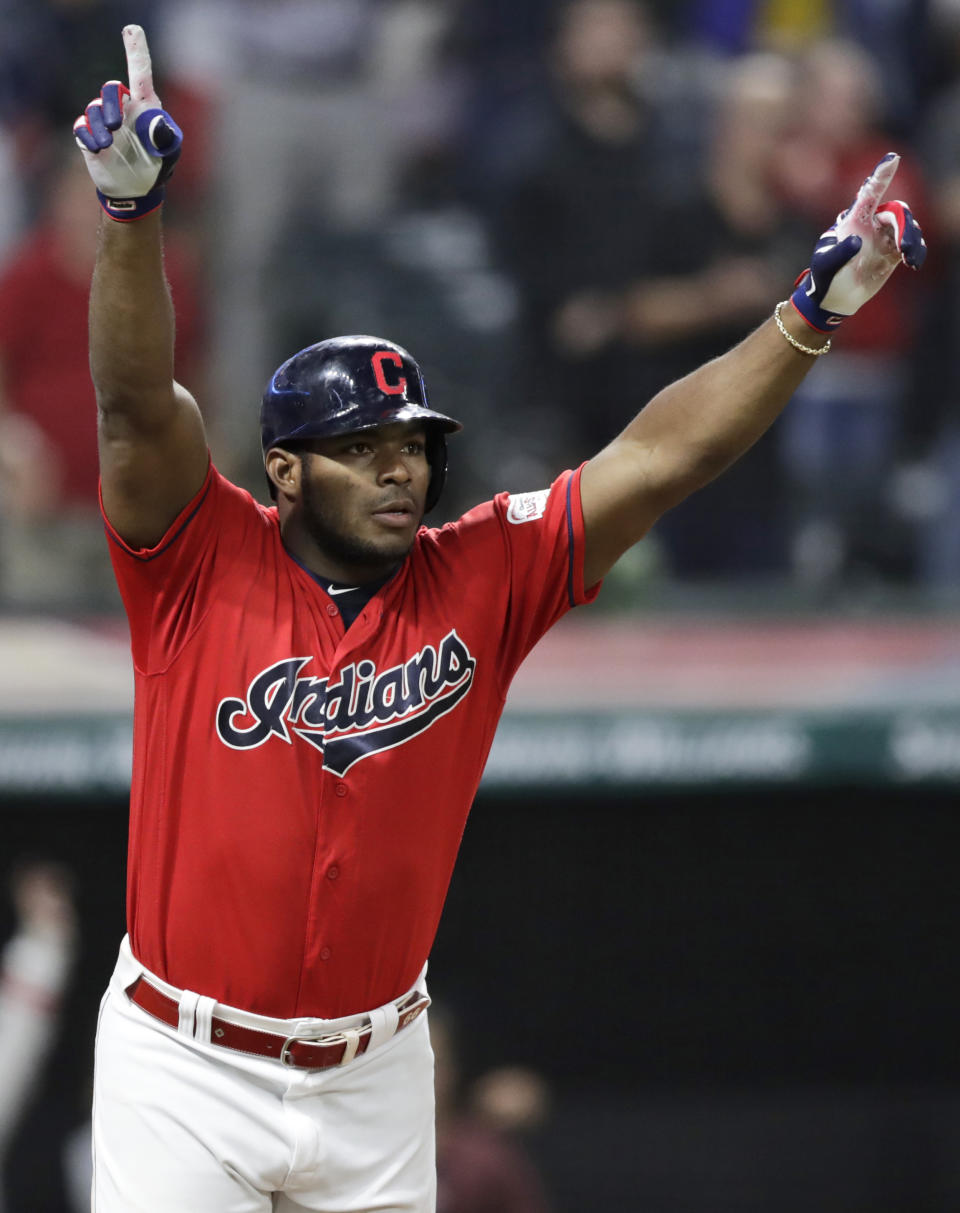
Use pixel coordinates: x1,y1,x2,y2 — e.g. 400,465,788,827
74,26,925,1213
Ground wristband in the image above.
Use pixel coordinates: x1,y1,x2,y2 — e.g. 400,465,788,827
96,185,165,221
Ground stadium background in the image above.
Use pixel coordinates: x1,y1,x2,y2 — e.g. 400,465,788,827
3,1,960,1209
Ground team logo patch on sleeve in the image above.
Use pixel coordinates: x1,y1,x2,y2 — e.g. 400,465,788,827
506,490,549,524
215,630,476,776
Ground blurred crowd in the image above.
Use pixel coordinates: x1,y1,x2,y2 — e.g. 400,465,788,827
1,0,959,610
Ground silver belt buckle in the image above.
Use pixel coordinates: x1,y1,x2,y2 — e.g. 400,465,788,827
279,1026,362,1067
279,1034,304,1067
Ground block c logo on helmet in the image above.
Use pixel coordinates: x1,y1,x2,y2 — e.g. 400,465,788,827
371,351,408,396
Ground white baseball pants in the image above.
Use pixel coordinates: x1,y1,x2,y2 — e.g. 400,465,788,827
91,938,436,1212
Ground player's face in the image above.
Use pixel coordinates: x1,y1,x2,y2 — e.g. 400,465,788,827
296,423,431,576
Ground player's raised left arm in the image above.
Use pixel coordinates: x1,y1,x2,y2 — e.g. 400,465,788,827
579,153,927,587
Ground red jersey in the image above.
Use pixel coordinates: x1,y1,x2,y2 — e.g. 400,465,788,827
105,463,599,1018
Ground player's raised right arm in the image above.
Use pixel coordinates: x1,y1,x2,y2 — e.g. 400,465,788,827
80,26,208,549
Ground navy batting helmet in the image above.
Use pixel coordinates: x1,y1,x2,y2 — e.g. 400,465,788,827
261,335,462,512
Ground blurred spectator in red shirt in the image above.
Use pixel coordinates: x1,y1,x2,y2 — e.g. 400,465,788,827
772,38,930,587
0,150,201,610
907,0,960,586
776,38,928,356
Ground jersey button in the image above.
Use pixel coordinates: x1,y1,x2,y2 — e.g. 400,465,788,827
320,946,332,961
327,864,340,881
325,603,338,617
335,783,348,797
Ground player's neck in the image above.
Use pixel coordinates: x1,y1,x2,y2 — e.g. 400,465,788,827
280,523,403,588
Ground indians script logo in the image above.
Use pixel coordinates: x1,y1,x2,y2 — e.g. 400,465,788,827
216,630,476,776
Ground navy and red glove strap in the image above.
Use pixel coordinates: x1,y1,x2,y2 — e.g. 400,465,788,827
789,234,863,334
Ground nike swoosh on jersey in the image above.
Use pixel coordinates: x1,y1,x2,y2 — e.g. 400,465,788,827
327,586,357,596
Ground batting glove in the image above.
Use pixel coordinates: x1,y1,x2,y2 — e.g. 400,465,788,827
790,152,927,334
73,25,182,221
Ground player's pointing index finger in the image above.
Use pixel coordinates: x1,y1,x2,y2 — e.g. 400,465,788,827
123,24,155,103
851,152,900,223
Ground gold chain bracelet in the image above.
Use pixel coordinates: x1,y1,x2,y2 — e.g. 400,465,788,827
773,301,832,357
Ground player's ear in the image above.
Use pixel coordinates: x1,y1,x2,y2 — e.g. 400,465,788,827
265,446,302,503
